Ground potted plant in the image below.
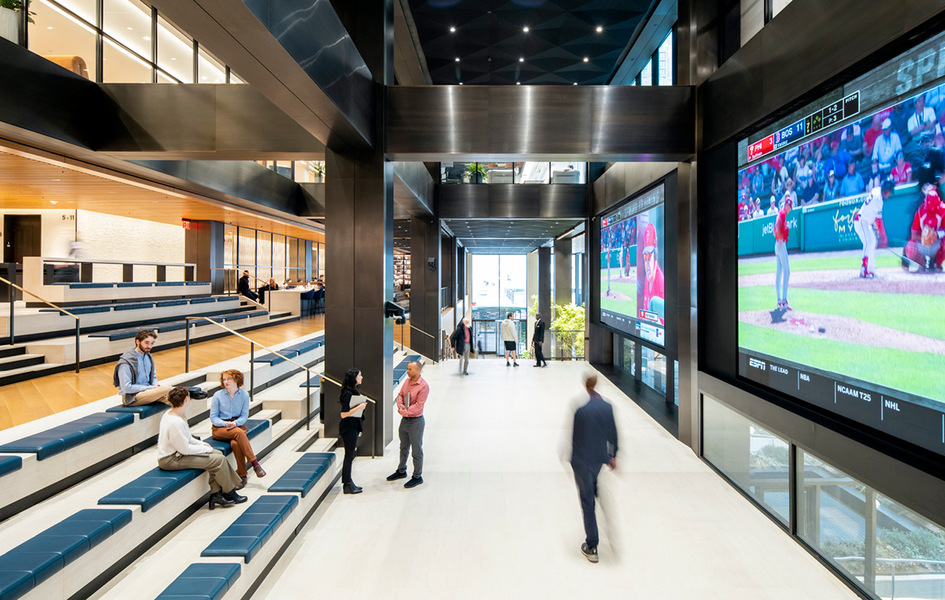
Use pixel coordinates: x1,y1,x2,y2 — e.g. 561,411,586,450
0,0,34,44
310,161,325,182
464,163,488,183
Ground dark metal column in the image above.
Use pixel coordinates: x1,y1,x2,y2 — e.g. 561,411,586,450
323,0,395,457
538,247,551,345
410,216,440,360
553,237,571,310
184,221,224,295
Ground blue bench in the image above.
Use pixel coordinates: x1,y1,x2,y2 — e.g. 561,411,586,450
267,453,335,498
66,282,113,289
156,299,189,307
188,297,216,305
222,310,268,321
253,337,324,365
298,376,321,388
185,281,211,286
115,302,154,311
0,413,135,460
98,467,202,512
106,403,169,419
0,508,131,600
201,495,298,563
206,419,270,456
116,282,154,288
38,305,110,315
0,455,22,477
155,281,187,287
154,563,241,600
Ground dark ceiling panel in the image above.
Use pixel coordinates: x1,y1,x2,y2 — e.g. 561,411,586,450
444,217,581,254
406,0,654,85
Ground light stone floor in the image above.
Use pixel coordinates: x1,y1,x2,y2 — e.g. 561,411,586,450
254,358,858,600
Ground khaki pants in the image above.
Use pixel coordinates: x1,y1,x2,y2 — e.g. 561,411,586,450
211,424,257,478
128,386,171,406
157,450,240,494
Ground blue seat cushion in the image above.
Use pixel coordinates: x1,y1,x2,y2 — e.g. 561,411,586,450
98,468,201,512
200,495,298,563
206,420,269,456
39,305,110,315
189,297,216,304
68,282,113,289
116,282,154,288
115,302,154,311
156,300,188,307
155,281,185,287
0,509,132,597
267,453,334,498
155,563,240,600
298,376,321,388
0,455,23,477
185,281,211,286
0,413,134,460
216,296,239,303
106,403,169,419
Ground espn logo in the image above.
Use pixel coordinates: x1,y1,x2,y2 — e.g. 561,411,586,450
748,357,766,371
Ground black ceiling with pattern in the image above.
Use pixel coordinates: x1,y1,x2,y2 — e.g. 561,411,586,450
445,218,582,254
407,0,654,85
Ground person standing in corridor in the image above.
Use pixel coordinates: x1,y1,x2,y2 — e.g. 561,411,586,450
501,313,520,367
387,361,428,488
451,318,472,375
532,313,548,367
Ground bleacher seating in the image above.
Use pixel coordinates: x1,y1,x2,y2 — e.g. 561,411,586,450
0,455,22,478
201,495,299,563
98,466,203,512
206,419,270,456
0,413,135,460
393,354,421,387
251,336,325,365
153,563,241,600
267,452,335,497
0,509,132,600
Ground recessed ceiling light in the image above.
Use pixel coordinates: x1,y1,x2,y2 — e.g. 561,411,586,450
523,26,529,32
127,27,133,30
519,57,525,63
49,200,58,205
143,36,150,40
573,82,578,85
596,25,603,33
459,82,463,85
455,57,460,62
171,57,176,60
583,57,589,62
449,26,456,33
516,82,521,85
46,26,53,29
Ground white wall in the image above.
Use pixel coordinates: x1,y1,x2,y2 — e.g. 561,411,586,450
0,208,77,257
76,210,185,281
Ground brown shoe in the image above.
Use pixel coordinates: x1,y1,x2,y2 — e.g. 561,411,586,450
253,464,266,478
235,476,247,490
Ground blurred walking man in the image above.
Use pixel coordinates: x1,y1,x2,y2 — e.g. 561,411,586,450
570,374,618,563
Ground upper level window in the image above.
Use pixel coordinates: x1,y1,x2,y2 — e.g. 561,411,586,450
657,31,673,86
640,59,653,86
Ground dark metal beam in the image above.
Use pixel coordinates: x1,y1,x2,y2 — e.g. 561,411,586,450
149,0,375,150
438,184,586,219
386,85,695,161
393,162,435,217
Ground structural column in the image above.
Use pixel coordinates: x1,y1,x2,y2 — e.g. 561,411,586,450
184,220,224,295
538,247,551,346
410,216,441,360
553,236,571,310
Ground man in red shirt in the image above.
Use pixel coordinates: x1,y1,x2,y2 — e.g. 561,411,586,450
641,223,664,320
774,196,793,311
387,361,429,488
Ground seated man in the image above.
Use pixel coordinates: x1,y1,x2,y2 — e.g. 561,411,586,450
237,270,259,301
113,329,170,406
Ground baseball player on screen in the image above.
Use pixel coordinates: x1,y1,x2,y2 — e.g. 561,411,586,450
854,179,894,278
774,193,793,311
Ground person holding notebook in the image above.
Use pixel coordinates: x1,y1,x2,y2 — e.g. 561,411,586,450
387,361,428,488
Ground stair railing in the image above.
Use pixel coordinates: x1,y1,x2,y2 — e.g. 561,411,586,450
0,275,80,373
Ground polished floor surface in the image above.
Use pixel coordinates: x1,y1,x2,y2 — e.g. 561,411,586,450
0,315,324,430
255,358,857,600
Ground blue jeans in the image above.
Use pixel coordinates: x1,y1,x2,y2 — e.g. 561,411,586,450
572,459,602,548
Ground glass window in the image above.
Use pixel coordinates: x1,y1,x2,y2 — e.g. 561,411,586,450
271,233,286,283
57,0,97,26
229,71,244,84
104,0,152,61
103,37,151,82
641,346,666,395
157,15,192,82
550,162,584,183
256,232,272,282
275,161,293,179
294,161,325,183
515,162,550,184
440,162,473,184
703,395,790,526
317,242,325,279
657,31,673,86
873,492,945,599
28,0,97,80
483,162,515,184
223,224,237,267
741,0,764,44
197,46,226,83
238,228,255,271
621,337,635,375
771,0,793,19
640,58,653,86
471,255,499,320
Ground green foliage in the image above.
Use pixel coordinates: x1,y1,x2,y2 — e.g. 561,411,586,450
0,0,35,23
464,163,488,182
551,302,585,358
878,528,945,561
749,443,789,469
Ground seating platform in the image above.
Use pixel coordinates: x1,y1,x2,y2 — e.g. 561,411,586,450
206,419,270,456
251,336,325,365
98,467,203,513
154,563,241,600
200,495,298,563
0,508,132,600
0,413,135,460
267,452,335,498
0,456,22,478
393,354,421,386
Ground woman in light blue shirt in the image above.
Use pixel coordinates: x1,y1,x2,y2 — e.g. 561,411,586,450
210,369,265,489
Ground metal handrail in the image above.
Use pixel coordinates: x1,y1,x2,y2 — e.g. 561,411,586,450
0,275,81,372
834,556,945,599
184,316,321,430
409,325,436,339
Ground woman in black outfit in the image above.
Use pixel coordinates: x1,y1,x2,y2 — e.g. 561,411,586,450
339,368,367,494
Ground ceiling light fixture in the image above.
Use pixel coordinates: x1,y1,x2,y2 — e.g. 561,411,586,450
455,57,460,62
516,82,521,85
519,57,524,62
583,57,589,62
573,82,578,85
449,26,456,33
522,26,529,33
596,25,603,33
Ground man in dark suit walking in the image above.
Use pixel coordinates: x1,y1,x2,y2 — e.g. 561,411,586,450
532,313,548,367
570,374,618,563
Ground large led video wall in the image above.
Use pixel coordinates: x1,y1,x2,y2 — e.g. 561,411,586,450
600,184,665,346
736,29,945,456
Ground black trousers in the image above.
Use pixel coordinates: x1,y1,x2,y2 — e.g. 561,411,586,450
572,460,602,548
534,341,546,365
340,429,359,484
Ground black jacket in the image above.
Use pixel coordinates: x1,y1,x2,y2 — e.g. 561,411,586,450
532,318,546,344
571,391,618,466
237,275,251,295
450,322,470,354
339,388,364,434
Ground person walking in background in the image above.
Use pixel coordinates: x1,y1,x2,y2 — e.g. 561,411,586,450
158,387,246,510
210,369,265,490
237,270,258,302
501,313,520,367
387,361,428,489
451,318,472,375
570,374,618,563
114,329,170,406
339,368,368,495
532,313,548,367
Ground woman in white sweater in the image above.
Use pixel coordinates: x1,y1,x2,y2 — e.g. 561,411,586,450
157,386,247,509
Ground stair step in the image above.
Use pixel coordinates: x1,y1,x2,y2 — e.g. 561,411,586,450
0,362,65,386
0,346,26,359
0,353,45,371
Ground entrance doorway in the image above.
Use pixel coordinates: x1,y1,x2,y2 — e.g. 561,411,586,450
3,215,41,264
